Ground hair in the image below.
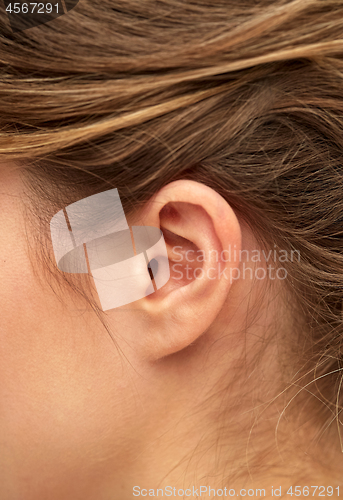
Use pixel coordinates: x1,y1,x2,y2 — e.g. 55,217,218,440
1,0,343,452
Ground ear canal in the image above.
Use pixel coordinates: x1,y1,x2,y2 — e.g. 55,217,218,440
147,258,159,279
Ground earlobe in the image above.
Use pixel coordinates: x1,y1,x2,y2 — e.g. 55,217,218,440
128,180,242,360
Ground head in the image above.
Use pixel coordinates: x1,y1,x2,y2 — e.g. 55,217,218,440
1,1,343,498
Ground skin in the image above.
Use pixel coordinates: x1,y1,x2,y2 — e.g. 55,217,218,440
0,165,341,500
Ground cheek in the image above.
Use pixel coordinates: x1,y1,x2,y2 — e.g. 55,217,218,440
0,176,145,497
0,284,141,500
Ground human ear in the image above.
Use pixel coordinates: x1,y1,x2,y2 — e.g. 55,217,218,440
117,180,242,360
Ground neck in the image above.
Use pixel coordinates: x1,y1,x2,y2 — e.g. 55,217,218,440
99,367,341,499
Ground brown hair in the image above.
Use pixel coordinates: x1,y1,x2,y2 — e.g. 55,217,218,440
1,0,343,444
